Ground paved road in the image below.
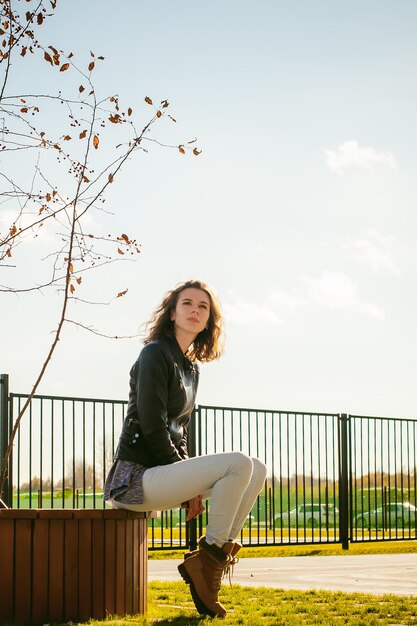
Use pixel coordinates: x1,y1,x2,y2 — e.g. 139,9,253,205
149,553,417,596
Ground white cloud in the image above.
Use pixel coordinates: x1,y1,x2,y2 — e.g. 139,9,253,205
222,299,282,326
300,270,385,319
269,290,303,310
224,270,385,327
341,230,400,275
325,140,397,173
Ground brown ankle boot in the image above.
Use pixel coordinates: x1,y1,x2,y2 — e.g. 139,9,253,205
178,538,237,618
184,535,242,562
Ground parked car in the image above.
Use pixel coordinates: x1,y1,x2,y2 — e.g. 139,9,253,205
355,502,417,529
275,503,339,528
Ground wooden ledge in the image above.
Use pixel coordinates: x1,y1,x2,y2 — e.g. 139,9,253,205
0,508,149,520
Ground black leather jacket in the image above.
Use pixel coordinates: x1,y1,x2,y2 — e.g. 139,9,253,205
115,336,199,467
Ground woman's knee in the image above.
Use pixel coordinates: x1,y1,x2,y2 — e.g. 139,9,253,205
251,457,268,483
228,451,254,477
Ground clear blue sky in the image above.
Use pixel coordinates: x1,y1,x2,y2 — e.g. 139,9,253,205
2,0,417,417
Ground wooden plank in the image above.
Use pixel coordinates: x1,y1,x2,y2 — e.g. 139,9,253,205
73,509,103,519
132,518,139,615
14,519,32,623
78,518,92,620
102,509,147,520
125,519,133,614
115,518,126,615
0,509,37,519
32,518,49,624
91,518,105,618
0,518,14,621
138,516,148,614
49,518,65,623
38,508,73,519
64,518,79,622
104,518,116,616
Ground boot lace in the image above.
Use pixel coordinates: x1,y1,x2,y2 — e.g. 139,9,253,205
222,553,239,586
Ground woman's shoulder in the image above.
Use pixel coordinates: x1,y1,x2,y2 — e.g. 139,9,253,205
138,337,177,364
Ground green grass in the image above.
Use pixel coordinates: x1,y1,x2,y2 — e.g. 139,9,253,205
87,582,417,625
149,539,417,559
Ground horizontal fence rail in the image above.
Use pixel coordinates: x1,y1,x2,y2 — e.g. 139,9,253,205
1,374,416,550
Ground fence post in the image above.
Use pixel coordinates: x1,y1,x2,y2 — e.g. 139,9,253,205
338,413,349,550
0,374,11,507
186,405,198,551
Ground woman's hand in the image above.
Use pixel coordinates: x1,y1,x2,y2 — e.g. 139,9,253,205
181,495,205,521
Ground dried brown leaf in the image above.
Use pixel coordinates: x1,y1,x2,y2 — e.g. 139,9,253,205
108,173,114,183
20,107,28,113
109,114,121,124
117,289,128,298
88,61,95,72
178,145,186,155
60,62,69,72
93,135,99,149
156,110,162,118
44,51,53,65
37,13,44,25
144,96,153,105
69,283,75,294
79,85,85,93
79,130,87,139
76,276,82,285
127,107,132,116
193,148,201,156
63,135,71,141
117,248,124,255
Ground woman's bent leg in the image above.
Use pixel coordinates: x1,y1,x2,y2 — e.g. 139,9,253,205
112,451,253,547
227,457,267,540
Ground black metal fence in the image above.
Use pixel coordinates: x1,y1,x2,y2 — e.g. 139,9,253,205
1,373,416,550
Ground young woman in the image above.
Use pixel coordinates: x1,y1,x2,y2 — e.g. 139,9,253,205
104,280,267,618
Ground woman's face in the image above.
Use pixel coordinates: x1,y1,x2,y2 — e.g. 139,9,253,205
171,287,211,339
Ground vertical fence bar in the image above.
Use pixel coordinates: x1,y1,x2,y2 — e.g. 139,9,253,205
338,413,349,550
187,406,198,551
0,374,11,507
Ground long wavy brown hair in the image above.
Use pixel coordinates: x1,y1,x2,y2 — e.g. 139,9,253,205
143,280,224,362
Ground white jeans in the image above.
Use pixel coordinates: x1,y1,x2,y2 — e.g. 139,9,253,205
111,451,267,548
